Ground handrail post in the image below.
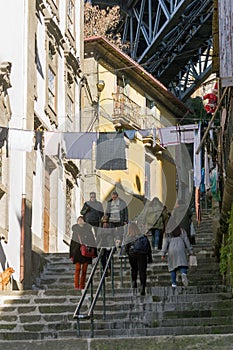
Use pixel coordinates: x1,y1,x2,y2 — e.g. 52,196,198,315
111,248,115,296
103,275,106,320
77,318,81,337
73,247,116,337
120,256,123,288
90,314,94,338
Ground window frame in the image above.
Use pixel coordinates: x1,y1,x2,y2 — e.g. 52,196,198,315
45,35,58,125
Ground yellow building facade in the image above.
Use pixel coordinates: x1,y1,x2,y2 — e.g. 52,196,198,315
81,36,189,219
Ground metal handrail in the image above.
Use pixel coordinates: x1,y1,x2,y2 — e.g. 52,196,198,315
73,246,116,337
87,247,115,317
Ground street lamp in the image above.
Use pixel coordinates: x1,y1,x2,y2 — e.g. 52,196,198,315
96,80,105,98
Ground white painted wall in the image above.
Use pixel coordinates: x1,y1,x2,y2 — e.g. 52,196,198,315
0,0,83,282
0,0,29,281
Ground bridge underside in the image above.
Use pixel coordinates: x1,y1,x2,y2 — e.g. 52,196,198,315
86,0,213,100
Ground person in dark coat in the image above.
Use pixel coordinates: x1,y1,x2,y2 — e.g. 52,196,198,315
69,216,97,290
124,222,152,296
80,192,104,234
105,191,128,246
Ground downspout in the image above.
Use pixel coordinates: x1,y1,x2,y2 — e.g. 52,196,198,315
20,196,26,283
20,0,29,285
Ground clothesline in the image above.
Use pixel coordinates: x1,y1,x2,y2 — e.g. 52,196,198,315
0,123,199,163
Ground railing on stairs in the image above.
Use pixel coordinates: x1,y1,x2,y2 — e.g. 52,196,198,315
73,246,120,337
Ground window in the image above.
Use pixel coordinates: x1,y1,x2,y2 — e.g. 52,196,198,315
117,75,129,96
49,42,56,61
48,66,56,111
67,0,75,39
45,37,58,124
66,95,74,130
65,67,75,131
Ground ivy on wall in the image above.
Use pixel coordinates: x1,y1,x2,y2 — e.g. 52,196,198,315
220,204,233,288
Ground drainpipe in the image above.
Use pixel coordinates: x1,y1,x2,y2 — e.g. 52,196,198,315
20,195,26,283
20,0,29,286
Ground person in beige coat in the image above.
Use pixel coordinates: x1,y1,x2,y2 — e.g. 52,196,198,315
161,217,194,288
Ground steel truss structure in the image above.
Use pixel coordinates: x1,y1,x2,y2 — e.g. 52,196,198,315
86,0,214,100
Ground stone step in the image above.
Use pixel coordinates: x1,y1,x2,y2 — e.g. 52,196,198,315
1,213,231,344
160,316,233,327
1,297,232,320
1,334,233,350
37,268,222,283
0,291,231,313
1,311,233,340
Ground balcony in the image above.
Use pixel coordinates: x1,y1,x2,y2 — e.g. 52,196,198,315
112,93,142,129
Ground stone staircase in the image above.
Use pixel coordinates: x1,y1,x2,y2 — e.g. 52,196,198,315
1,211,233,349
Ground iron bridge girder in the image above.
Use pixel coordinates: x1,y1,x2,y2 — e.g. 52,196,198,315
85,0,214,100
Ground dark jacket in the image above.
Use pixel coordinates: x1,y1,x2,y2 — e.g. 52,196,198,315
69,223,97,264
105,197,128,225
80,200,104,226
124,234,152,262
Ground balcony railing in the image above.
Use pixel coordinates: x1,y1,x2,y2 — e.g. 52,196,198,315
112,92,142,129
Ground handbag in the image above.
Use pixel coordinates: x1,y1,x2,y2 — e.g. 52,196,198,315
78,234,97,258
189,254,197,267
80,244,97,258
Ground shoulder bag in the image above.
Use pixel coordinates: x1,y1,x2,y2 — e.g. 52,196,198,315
78,234,97,258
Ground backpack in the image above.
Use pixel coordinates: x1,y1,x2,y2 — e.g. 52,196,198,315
131,235,149,255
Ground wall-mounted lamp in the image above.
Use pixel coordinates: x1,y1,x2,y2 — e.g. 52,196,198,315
96,80,105,96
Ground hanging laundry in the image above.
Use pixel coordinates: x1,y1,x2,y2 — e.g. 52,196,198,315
34,127,44,151
124,130,137,140
138,129,152,138
44,131,62,156
0,127,9,157
63,132,97,159
204,146,210,190
158,124,198,147
96,132,126,170
195,187,201,225
9,129,34,152
210,165,221,202
193,124,202,188
193,123,202,224
203,82,218,115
